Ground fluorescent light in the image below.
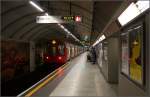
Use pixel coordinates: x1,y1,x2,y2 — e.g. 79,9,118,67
101,35,106,40
29,1,44,12
58,24,65,29
57,23,61,26
134,25,142,30
65,29,71,34
118,3,140,26
36,16,59,23
45,13,49,16
57,23,82,45
92,34,106,47
66,30,71,34
118,0,149,26
60,25,65,29
64,28,68,32
29,1,83,44
136,0,149,13
84,35,88,40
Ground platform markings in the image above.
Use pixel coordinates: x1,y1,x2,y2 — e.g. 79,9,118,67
17,63,69,97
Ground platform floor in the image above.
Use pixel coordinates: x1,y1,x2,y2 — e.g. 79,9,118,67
50,52,118,96
32,52,118,96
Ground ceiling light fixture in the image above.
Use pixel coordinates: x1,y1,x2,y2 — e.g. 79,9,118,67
29,1,84,46
45,13,49,16
29,0,44,12
57,23,83,45
118,0,149,26
92,34,106,47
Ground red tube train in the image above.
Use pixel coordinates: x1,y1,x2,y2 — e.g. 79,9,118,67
41,40,86,68
43,40,67,65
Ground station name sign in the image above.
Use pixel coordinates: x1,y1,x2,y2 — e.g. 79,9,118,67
36,15,82,23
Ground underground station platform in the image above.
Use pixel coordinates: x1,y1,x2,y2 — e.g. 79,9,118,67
1,0,150,96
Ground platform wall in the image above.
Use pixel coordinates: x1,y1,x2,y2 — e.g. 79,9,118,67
118,74,146,96
96,37,120,83
118,10,150,96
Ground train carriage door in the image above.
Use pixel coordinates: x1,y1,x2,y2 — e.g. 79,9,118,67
74,46,77,56
72,45,74,58
58,45,64,56
72,46,74,58
72,45,73,58
68,44,70,60
66,43,70,60
77,46,78,55
76,46,77,56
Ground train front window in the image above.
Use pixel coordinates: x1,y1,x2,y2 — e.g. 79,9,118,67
49,46,56,56
58,45,65,55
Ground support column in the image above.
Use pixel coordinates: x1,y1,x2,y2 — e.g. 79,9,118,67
30,41,35,72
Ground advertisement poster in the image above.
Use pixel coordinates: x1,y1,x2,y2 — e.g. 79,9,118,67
129,26,143,84
1,40,30,82
121,24,144,85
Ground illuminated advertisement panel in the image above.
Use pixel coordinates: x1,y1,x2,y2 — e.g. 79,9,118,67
121,23,144,86
129,25,143,84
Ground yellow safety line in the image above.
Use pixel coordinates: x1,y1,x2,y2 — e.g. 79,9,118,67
25,63,69,97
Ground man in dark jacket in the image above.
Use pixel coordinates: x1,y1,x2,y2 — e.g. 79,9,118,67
91,47,97,64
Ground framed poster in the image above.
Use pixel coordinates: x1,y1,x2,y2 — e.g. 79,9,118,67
129,24,144,85
121,23,145,86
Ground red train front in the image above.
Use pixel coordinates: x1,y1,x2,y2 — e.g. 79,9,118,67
43,40,67,68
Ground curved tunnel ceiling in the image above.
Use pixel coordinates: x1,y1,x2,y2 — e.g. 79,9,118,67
1,0,131,46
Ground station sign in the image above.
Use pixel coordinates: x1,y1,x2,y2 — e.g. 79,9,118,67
36,16,62,23
62,16,74,22
36,15,82,23
62,16,82,22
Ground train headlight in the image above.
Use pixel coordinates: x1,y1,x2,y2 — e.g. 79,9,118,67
52,40,56,44
46,56,49,59
58,56,62,60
